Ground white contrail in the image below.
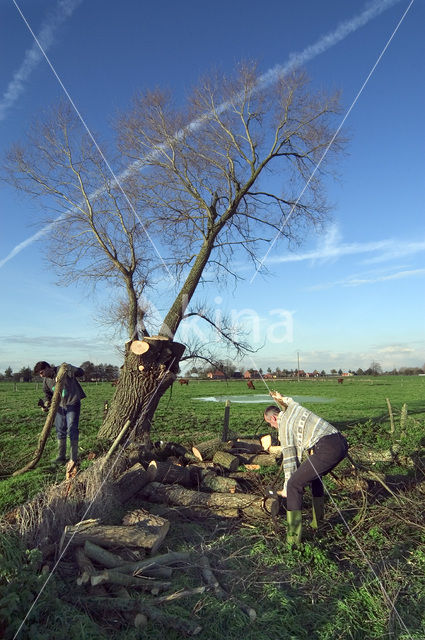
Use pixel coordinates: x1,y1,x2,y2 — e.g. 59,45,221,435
0,0,82,121
0,0,403,269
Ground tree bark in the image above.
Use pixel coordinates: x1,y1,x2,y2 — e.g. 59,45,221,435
199,472,239,494
98,338,185,443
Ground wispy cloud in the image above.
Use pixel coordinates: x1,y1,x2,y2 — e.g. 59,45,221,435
267,224,425,267
308,267,425,291
0,0,82,121
0,0,404,269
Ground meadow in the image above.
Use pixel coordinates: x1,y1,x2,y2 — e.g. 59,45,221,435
1,375,425,639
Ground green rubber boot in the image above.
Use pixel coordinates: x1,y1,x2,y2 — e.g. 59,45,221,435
70,440,79,463
54,439,67,464
311,496,325,529
287,510,302,547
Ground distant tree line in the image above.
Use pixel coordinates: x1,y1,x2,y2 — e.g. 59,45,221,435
0,362,119,383
187,361,425,378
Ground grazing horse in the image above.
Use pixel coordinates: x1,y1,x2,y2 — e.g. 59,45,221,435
246,380,255,389
338,378,344,384
179,378,189,386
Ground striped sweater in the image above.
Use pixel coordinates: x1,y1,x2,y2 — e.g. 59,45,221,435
277,397,338,491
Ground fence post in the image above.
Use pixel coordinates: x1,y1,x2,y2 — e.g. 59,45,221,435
221,400,231,442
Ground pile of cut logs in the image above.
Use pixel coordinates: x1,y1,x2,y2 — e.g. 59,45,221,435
113,434,283,519
57,433,282,634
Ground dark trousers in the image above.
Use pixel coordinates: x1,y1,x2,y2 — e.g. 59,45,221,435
286,433,348,511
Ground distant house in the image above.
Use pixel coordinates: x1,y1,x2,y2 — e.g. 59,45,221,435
207,370,226,380
342,372,354,377
232,371,242,378
244,370,260,379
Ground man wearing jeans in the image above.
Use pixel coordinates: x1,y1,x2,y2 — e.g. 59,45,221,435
264,391,348,546
33,361,86,464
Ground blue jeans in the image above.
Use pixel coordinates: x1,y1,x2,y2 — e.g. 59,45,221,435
55,403,80,441
286,433,348,511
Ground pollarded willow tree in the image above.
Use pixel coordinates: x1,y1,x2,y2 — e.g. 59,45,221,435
4,65,345,443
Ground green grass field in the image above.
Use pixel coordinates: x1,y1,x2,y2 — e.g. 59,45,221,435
1,376,425,639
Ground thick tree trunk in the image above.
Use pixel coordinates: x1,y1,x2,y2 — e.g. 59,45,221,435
97,337,185,442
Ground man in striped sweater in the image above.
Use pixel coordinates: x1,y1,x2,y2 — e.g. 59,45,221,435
264,391,348,546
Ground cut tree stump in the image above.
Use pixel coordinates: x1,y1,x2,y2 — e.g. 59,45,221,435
59,516,169,555
139,482,279,519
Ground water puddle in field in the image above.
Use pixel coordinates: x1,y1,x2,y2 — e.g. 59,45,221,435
193,394,334,404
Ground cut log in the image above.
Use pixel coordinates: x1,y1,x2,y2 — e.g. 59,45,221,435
116,462,155,503
200,472,239,494
244,453,281,467
212,451,239,472
148,460,197,488
59,516,169,555
192,439,231,461
83,540,125,569
139,482,279,519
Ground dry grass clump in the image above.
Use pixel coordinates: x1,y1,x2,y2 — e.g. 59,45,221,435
0,456,125,552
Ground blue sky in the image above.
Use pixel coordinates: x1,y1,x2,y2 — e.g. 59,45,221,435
0,0,424,374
